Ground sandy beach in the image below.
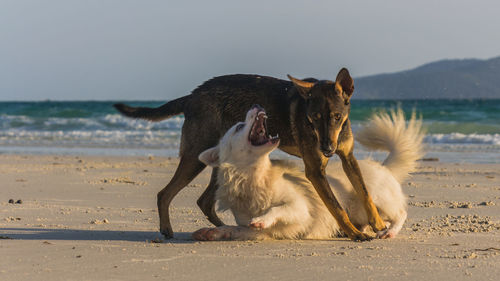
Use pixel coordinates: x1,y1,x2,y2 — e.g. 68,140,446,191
1,154,499,280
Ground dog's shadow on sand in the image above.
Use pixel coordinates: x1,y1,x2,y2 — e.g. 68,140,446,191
0,228,195,244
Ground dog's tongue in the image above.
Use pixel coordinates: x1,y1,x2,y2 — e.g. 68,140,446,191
250,113,268,146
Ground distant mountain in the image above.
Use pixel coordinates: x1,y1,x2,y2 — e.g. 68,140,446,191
354,56,500,99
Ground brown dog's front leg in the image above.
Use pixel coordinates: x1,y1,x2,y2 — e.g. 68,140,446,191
303,154,372,241
338,150,387,233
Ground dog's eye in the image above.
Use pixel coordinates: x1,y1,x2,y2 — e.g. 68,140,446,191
331,113,342,121
235,123,245,132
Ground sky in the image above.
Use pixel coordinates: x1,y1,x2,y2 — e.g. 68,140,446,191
1,0,500,101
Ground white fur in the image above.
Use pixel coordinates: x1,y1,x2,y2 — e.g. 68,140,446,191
356,108,424,183
194,108,424,240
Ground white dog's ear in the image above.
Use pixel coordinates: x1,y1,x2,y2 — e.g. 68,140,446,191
198,146,220,167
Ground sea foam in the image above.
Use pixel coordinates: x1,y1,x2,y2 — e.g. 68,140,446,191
426,133,500,146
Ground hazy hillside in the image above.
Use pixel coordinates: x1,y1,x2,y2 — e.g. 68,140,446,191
354,56,500,99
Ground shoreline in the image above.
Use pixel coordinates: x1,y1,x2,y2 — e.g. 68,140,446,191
1,154,499,280
1,145,500,164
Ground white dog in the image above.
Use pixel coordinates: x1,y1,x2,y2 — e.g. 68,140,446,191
193,106,423,241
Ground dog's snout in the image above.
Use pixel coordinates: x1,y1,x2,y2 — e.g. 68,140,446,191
322,150,334,158
320,143,335,158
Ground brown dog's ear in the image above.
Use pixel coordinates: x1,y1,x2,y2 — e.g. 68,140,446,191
198,146,220,167
287,74,314,99
335,68,354,101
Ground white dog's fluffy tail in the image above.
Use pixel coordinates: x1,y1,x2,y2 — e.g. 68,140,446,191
356,109,425,183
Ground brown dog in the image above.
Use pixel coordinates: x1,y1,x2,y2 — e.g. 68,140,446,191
114,68,386,241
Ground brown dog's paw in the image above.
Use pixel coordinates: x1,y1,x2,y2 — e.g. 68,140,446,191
369,217,387,233
349,232,374,242
161,229,174,239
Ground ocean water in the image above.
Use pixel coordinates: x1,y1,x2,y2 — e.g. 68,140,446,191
0,100,499,163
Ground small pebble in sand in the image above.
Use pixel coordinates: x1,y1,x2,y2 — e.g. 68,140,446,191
150,238,163,243
421,157,439,162
463,253,477,259
478,201,495,206
98,177,146,186
15,199,22,204
90,219,109,224
8,199,14,204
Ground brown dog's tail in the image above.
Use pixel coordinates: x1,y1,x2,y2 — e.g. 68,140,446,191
114,96,189,122
356,108,425,183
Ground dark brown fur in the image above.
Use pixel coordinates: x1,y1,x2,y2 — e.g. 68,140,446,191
114,69,386,241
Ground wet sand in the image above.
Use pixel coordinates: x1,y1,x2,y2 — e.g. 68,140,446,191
1,154,499,280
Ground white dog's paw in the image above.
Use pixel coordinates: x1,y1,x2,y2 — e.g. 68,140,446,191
249,216,274,229
376,229,397,239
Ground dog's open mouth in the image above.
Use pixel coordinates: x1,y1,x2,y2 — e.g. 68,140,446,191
249,111,279,146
